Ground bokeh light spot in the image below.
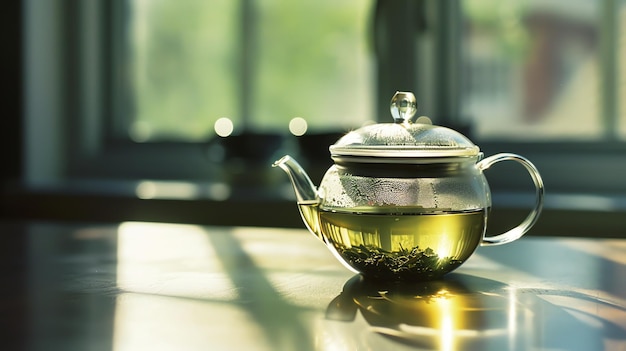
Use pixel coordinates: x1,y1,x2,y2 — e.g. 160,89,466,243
214,117,234,137
289,117,308,136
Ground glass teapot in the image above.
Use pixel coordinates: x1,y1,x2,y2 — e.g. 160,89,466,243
274,92,544,281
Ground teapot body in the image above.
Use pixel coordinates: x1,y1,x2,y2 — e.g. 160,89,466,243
312,157,491,280
275,92,544,281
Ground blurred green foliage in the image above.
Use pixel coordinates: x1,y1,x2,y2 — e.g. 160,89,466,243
463,0,530,59
129,0,373,141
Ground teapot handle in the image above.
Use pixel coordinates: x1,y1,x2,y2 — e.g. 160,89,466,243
477,153,545,246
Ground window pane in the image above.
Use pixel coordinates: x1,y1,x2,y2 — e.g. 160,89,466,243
462,0,603,140
252,0,374,132
127,0,239,142
125,0,373,142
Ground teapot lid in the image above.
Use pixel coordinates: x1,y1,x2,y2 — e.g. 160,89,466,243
329,91,480,163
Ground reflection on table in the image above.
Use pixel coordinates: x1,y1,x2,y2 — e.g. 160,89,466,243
3,221,626,350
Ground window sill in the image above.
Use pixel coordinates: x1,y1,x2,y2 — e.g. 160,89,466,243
2,179,625,238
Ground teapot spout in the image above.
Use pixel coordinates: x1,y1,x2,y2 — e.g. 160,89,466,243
273,155,322,237
272,155,319,203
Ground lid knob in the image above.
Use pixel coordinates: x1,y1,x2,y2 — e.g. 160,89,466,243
390,91,417,124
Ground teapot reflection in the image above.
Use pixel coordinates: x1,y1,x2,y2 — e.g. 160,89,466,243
326,273,524,350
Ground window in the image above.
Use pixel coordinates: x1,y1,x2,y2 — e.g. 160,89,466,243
23,0,626,198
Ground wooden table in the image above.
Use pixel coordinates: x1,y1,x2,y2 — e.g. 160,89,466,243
2,221,626,350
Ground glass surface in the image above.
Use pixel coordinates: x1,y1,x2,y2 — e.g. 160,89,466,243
125,0,373,142
461,0,604,140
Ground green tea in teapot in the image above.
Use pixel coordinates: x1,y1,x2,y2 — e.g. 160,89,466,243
299,202,486,280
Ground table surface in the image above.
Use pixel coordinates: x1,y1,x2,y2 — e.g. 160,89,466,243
2,220,626,351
